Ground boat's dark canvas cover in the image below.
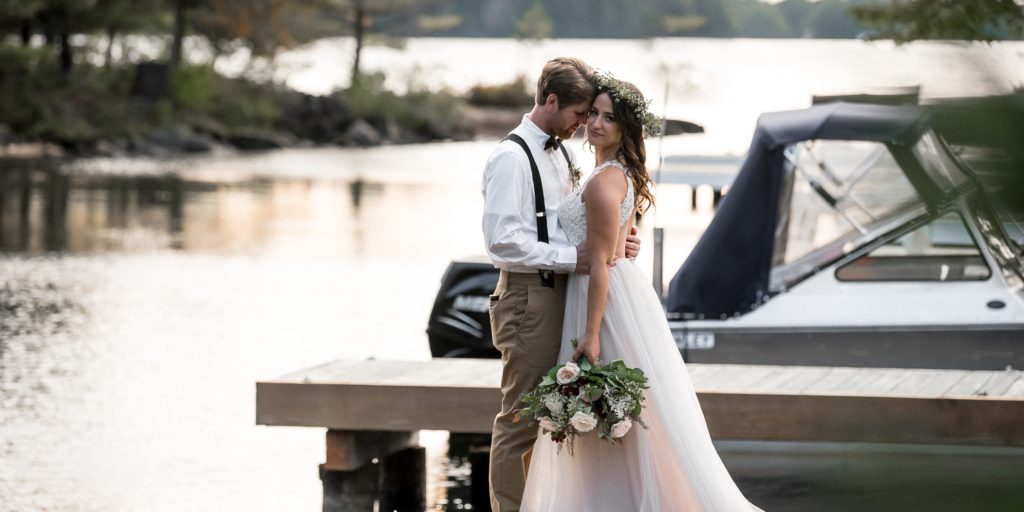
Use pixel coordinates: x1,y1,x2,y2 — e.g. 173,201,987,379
666,102,928,318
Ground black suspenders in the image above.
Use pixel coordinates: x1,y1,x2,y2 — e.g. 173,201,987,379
504,133,572,288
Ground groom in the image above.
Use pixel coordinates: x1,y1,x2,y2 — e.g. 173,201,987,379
481,57,639,511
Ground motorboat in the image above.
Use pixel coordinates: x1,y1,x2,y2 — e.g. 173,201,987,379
666,100,1024,370
428,99,1024,370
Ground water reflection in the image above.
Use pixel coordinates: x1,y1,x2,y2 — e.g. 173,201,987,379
0,147,486,511
0,167,39,251
0,168,406,258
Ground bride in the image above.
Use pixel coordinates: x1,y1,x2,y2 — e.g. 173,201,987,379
521,73,763,511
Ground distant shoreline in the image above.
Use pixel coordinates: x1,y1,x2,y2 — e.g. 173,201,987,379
0,104,527,161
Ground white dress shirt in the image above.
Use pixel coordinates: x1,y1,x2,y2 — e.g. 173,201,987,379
481,116,579,273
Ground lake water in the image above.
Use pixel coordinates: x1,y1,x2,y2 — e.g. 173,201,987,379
3,38,1024,511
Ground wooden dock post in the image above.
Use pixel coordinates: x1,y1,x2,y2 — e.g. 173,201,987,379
318,430,426,512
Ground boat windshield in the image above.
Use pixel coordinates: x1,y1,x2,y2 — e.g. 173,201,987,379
949,145,1024,267
999,210,1024,256
770,139,923,291
985,197,1024,279
913,130,970,192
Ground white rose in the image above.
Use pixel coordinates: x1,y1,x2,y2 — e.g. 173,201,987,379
556,362,580,385
610,419,633,439
538,416,558,433
544,395,564,414
569,411,598,433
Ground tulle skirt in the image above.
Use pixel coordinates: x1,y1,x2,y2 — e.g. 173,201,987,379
522,260,762,511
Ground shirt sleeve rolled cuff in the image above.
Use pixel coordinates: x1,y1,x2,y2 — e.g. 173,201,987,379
555,245,577,273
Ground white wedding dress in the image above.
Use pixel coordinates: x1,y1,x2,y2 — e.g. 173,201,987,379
522,161,762,511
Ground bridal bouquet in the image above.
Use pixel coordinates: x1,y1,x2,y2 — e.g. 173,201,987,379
516,348,649,455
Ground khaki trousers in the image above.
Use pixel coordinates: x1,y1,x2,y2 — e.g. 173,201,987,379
488,270,567,512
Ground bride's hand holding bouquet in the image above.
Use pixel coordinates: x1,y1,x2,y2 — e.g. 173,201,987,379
571,332,601,367
516,339,650,455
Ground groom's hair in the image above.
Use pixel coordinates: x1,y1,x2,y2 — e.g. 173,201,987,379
535,57,595,108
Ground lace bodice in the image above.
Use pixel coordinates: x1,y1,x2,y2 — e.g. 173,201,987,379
559,160,635,247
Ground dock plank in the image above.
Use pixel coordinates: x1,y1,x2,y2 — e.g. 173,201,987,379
977,371,1022,397
256,360,1024,447
744,365,801,390
771,366,832,393
842,368,910,395
887,369,953,396
716,365,782,392
941,371,995,398
684,363,723,384
1003,375,1024,398
800,367,863,394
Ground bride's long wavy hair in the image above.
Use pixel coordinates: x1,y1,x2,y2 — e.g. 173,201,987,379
593,81,656,215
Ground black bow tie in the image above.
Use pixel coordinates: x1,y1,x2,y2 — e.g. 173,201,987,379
545,136,562,151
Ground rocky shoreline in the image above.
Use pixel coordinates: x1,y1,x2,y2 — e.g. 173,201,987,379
0,94,526,161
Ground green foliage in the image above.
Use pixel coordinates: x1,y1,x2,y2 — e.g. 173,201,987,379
850,0,1024,43
0,0,46,19
467,75,533,107
173,64,279,129
341,71,464,133
515,0,552,40
662,15,710,34
416,14,463,33
0,46,49,130
777,0,815,37
191,0,341,60
0,46,145,141
807,0,867,38
0,45,282,144
729,0,790,37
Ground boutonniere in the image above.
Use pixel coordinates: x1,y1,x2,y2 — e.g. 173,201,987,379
569,161,582,189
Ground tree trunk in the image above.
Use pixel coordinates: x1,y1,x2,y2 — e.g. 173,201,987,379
170,0,187,72
59,31,72,74
41,12,56,46
105,26,117,68
351,0,365,88
20,20,31,46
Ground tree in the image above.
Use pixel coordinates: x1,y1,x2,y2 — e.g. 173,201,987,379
0,0,46,45
191,0,338,70
806,0,865,39
34,0,100,74
80,0,165,68
776,0,814,37
692,0,734,37
318,0,416,88
850,0,1024,43
515,0,551,40
169,0,201,73
730,0,789,37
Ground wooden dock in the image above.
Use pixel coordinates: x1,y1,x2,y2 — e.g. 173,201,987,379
256,358,1024,510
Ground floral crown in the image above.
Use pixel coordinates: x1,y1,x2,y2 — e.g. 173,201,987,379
592,70,662,138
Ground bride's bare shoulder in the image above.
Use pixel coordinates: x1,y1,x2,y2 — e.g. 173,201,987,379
581,168,628,207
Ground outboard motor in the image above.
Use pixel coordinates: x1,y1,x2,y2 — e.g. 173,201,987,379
427,260,500,358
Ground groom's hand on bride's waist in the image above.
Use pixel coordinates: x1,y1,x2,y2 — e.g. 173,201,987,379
575,242,631,274
625,226,641,260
